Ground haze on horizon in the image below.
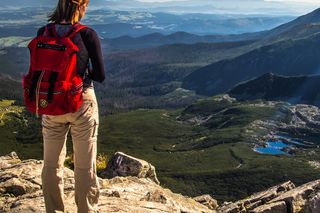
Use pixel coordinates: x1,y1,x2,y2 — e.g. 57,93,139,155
97,0,320,16
2,0,320,16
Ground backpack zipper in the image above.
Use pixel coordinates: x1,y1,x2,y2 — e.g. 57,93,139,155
35,71,45,118
37,42,66,51
39,90,64,95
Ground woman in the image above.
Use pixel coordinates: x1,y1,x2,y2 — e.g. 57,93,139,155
39,0,105,212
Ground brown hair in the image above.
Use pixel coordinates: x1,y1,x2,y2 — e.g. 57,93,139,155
48,0,89,24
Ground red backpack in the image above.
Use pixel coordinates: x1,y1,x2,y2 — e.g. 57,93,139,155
23,23,87,117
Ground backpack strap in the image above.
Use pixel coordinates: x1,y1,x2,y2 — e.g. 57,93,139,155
29,71,42,101
65,23,88,39
47,72,58,103
44,23,58,37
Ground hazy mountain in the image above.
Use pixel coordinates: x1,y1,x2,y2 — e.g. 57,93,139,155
1,0,53,8
2,0,316,16
77,13,295,38
105,8,320,49
0,7,294,38
0,47,28,78
257,8,320,44
228,73,320,106
182,8,320,96
263,8,320,37
182,31,320,96
104,32,263,51
0,75,22,103
80,9,296,37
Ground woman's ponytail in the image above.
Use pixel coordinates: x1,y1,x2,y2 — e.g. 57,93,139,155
48,0,89,24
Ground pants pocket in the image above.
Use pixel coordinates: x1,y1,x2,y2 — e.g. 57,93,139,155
92,119,99,138
76,100,95,119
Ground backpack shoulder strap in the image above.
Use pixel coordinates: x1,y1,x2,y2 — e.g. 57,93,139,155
66,23,88,39
44,23,58,37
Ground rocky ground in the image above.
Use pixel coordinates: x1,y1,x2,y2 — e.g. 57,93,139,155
0,152,216,213
1,152,320,213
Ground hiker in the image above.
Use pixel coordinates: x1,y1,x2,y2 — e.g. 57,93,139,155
29,0,105,212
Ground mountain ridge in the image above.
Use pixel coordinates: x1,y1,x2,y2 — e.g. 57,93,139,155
182,19,320,96
105,31,262,51
181,7,320,96
228,73,320,106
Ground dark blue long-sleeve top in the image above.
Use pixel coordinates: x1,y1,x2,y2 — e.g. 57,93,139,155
37,23,106,89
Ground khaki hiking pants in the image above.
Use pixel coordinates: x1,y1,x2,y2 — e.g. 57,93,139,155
41,88,100,213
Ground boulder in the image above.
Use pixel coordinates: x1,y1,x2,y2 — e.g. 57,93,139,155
100,152,160,184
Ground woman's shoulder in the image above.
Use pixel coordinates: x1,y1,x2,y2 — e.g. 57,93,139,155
36,23,55,36
79,25,98,38
36,23,99,40
37,26,46,36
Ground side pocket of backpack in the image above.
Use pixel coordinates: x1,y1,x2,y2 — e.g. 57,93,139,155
22,73,34,113
67,77,84,113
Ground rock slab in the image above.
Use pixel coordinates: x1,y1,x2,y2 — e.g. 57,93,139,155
219,180,320,213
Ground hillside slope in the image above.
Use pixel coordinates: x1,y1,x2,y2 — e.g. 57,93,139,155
182,33,320,96
264,8,320,40
228,73,320,106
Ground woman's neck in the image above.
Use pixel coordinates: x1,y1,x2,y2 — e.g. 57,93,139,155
60,20,71,24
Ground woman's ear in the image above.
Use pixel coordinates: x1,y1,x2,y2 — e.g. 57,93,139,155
78,4,85,12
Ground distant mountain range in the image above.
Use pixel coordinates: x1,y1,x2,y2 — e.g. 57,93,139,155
104,32,262,51
1,0,53,8
258,8,320,45
228,73,320,106
87,12,294,38
182,8,320,97
0,7,294,38
2,0,316,16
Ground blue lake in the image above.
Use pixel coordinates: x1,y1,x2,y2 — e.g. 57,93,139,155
254,140,290,155
274,134,304,146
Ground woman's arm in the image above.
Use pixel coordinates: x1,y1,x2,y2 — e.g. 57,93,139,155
80,28,106,83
